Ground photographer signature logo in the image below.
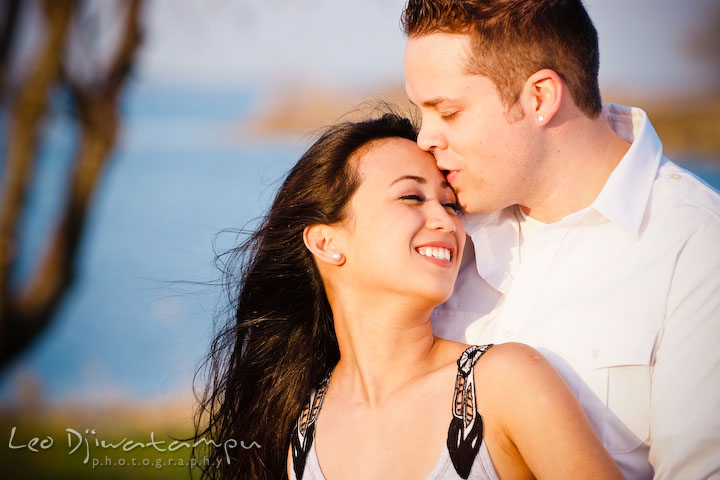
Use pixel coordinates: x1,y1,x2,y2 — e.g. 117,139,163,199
8,426,259,466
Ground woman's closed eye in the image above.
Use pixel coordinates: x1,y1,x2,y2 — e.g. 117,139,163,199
443,202,460,215
399,194,426,203
400,194,460,214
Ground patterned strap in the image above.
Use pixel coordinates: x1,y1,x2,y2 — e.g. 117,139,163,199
290,372,331,480
447,344,494,479
291,345,493,480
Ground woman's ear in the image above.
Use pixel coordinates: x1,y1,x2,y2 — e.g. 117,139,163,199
523,68,563,126
303,224,346,265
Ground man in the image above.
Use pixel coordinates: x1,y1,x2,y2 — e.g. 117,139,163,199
401,1,720,479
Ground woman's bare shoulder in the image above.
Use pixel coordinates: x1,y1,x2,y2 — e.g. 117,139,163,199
470,347,624,479
473,342,572,402
434,340,552,380
480,341,545,362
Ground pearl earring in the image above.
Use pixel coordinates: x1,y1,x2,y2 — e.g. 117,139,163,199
331,252,342,261
537,115,545,123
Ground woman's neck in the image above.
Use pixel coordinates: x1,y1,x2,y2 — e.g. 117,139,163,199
327,292,443,408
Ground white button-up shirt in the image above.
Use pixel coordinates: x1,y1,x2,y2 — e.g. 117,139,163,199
432,104,720,480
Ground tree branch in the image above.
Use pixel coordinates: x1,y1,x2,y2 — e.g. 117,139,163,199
0,0,75,364
1,0,143,366
0,0,22,98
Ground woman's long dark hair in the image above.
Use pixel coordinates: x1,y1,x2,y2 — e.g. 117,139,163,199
194,112,417,479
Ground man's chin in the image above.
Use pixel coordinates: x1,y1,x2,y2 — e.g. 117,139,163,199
458,201,504,216
454,191,508,215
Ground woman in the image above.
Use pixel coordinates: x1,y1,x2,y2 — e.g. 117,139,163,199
194,113,624,480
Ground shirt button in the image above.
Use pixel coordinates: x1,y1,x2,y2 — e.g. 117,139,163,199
670,173,682,181
503,327,514,337
590,348,600,360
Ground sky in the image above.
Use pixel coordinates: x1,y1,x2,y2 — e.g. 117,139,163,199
137,0,719,101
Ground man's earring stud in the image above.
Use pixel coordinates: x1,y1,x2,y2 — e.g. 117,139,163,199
537,115,545,123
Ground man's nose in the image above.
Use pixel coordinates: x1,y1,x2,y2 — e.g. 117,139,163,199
417,121,447,155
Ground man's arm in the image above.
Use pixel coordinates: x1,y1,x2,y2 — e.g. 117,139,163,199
650,220,720,479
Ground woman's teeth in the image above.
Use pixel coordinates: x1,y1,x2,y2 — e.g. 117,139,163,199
417,247,451,261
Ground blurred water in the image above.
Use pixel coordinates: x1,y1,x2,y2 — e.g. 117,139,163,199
1,85,300,404
678,162,720,192
1,87,719,405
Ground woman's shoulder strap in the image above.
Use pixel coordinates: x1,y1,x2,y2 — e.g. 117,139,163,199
456,344,493,375
290,372,331,480
447,344,493,479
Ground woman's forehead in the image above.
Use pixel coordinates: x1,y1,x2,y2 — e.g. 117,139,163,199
354,137,440,185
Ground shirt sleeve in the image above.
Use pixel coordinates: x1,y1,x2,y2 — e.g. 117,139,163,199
649,219,720,479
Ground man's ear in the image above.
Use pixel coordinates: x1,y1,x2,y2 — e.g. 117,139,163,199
523,68,563,126
303,224,345,265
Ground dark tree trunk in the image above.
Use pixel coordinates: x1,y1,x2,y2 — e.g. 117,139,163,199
0,0,143,367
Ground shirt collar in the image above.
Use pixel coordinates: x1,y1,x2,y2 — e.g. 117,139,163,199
461,104,664,292
462,208,521,294
589,104,663,237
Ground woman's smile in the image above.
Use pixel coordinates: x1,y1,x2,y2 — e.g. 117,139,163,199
415,240,455,267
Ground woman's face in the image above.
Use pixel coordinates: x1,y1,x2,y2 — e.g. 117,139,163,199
336,137,465,306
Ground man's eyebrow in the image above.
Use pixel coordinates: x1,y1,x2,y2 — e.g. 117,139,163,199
390,175,427,186
408,96,453,108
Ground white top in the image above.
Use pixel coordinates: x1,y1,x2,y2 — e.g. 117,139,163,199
431,104,720,480
289,345,499,480
290,438,499,480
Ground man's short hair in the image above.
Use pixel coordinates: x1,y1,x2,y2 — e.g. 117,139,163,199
402,0,603,118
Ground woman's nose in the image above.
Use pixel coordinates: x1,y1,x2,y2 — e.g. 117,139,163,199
425,202,457,233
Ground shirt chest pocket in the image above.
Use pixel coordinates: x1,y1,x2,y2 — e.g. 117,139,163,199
546,311,657,454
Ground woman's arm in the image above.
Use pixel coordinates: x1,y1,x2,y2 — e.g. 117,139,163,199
476,342,625,480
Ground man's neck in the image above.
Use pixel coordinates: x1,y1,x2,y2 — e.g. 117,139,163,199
521,109,631,223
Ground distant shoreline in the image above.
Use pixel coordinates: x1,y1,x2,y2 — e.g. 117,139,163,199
242,86,720,160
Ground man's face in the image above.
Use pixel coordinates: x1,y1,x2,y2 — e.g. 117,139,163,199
404,33,537,214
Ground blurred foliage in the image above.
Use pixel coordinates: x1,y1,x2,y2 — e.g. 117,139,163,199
648,101,720,158
0,404,203,479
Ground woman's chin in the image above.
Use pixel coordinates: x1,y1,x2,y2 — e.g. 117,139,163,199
410,287,456,308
